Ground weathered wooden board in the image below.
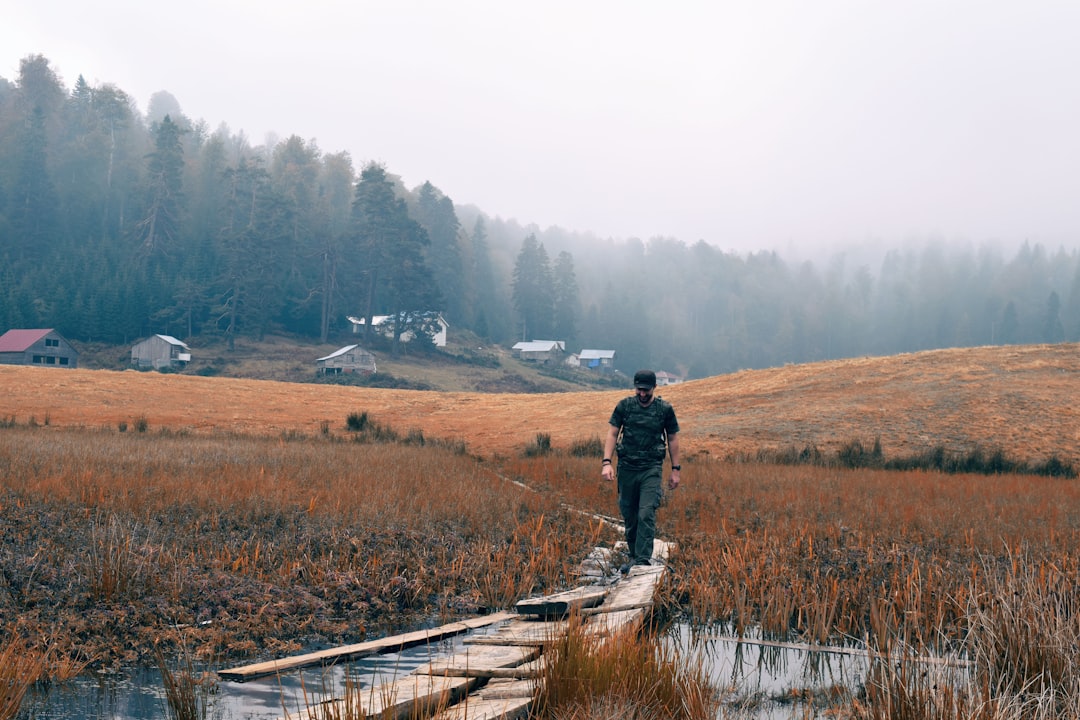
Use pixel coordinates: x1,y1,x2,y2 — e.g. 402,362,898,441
221,611,514,682
477,678,536,700
420,643,539,677
430,696,532,720
281,673,477,720
515,585,607,618
464,619,568,646
585,564,663,637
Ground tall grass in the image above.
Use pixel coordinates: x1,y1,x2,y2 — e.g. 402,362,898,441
155,642,216,720
6,421,1080,717
535,615,718,720
0,632,48,720
0,426,595,670
524,454,1080,716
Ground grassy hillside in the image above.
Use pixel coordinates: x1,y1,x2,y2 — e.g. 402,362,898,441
74,333,612,393
4,342,1078,467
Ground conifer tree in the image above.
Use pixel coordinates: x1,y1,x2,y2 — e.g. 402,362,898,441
136,114,185,259
552,250,580,345
511,234,554,340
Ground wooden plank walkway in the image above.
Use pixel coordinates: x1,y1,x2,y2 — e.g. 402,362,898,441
219,539,671,720
218,612,516,682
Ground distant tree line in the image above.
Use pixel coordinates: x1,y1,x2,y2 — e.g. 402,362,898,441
2,54,1079,378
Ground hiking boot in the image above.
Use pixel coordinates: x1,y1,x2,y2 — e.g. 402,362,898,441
633,558,651,567
619,561,633,574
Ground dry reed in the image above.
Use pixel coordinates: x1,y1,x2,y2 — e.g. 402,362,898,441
0,631,48,720
535,614,718,720
8,419,1080,718
0,425,596,673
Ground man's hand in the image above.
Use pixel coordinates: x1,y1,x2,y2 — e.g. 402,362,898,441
601,463,615,482
668,468,681,490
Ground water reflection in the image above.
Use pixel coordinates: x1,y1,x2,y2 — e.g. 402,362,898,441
667,624,869,718
29,623,870,719
28,636,461,720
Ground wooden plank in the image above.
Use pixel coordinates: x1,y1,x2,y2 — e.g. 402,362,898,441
464,619,567,647
421,644,540,676
281,673,477,720
430,696,532,720
585,563,664,637
221,611,515,682
422,667,538,680
515,585,607,617
477,679,536,700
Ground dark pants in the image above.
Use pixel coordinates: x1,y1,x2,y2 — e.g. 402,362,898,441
617,463,663,563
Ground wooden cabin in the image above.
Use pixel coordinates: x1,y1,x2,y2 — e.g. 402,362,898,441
0,329,79,368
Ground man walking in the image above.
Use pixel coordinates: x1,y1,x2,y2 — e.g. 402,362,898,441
601,369,681,573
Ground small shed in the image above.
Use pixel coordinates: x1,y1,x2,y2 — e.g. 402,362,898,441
131,334,191,370
0,329,79,368
316,344,377,375
512,340,565,364
579,349,617,373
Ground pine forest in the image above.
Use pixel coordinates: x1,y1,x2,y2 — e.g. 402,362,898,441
2,54,1079,379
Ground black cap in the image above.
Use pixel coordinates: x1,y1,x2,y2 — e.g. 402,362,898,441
633,369,656,389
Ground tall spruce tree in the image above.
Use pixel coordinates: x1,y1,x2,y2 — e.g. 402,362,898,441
10,105,59,262
552,250,580,345
136,114,185,259
382,199,442,356
415,181,464,325
215,158,286,348
351,163,442,353
314,151,355,342
470,216,501,341
511,234,554,340
351,163,401,343
1043,290,1064,343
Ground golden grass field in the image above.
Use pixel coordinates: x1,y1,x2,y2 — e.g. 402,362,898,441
4,342,1078,465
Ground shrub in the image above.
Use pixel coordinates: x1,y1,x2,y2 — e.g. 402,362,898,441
569,436,604,458
345,411,368,432
757,437,1076,478
524,432,553,457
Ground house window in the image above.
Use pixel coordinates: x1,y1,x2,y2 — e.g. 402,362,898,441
45,356,56,364
45,338,59,347
33,355,44,363
59,357,69,366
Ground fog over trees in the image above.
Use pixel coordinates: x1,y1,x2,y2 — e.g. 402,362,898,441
1,54,1078,378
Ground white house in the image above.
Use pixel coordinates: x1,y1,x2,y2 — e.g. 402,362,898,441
578,349,617,373
347,313,448,347
512,340,565,363
656,370,684,386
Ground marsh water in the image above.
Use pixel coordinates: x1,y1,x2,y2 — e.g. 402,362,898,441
27,636,462,720
26,623,871,720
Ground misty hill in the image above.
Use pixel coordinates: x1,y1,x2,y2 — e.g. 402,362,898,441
3,342,1076,469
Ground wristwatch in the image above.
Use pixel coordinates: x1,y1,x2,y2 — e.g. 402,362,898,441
671,464,681,471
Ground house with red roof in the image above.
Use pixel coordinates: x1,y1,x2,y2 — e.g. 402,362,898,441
0,329,79,368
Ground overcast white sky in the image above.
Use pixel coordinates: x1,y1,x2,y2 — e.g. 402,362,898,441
3,1,1079,255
